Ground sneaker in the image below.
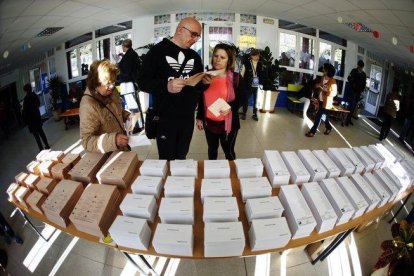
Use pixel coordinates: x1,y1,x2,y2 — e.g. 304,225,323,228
252,115,258,121
305,132,315,137
240,114,246,120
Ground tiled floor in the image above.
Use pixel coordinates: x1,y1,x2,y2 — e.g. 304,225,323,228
1,108,413,276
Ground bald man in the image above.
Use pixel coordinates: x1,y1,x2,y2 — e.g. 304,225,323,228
139,17,204,160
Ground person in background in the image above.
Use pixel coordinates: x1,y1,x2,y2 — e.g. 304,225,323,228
305,63,337,137
240,49,264,121
138,17,204,160
379,91,400,141
399,95,414,144
22,83,50,151
0,212,23,245
196,43,246,160
346,60,366,126
0,100,9,139
297,76,322,119
80,59,139,153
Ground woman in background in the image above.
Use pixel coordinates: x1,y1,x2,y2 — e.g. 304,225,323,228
196,43,246,160
379,91,400,141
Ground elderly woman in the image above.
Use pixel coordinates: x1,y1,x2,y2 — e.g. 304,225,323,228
80,59,136,153
196,43,246,160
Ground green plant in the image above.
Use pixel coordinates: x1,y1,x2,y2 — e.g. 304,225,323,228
374,220,414,276
47,75,63,111
259,46,286,90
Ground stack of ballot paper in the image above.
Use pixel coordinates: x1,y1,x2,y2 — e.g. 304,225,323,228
170,159,198,177
69,184,121,237
36,149,51,161
382,166,406,192
312,150,341,178
7,183,20,202
51,162,72,180
363,173,391,207
399,160,414,186
352,147,376,173
327,148,355,176
360,146,383,170
349,174,381,211
152,223,193,257
374,143,397,165
36,150,64,162
96,151,139,188
204,160,230,179
245,196,284,223
15,172,28,185
340,148,364,174
234,158,263,178
139,159,167,178
335,177,369,218
200,178,232,203
69,152,108,183
382,143,405,162
109,215,151,250
61,153,81,166
262,150,290,187
297,150,327,182
131,176,163,199
164,176,195,197
38,160,56,177
119,193,157,223
301,182,337,233
278,185,316,239
208,98,231,117
203,197,239,222
204,221,245,257
239,177,272,202
15,186,31,208
319,178,355,225
26,160,41,175
24,173,40,190
249,217,291,251
36,177,57,195
373,170,399,201
368,145,386,169
26,190,46,214
281,151,311,184
42,179,84,228
159,197,194,224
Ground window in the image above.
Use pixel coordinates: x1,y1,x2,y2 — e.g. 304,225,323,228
96,38,111,60
65,33,92,49
79,44,92,76
278,32,296,67
208,26,233,59
299,37,315,70
66,50,79,79
319,31,347,47
318,42,332,72
334,48,345,77
239,26,256,50
114,33,132,57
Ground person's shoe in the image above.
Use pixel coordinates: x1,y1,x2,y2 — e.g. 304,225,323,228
305,132,315,137
14,236,23,245
324,128,332,135
240,114,246,120
252,114,258,121
349,121,354,126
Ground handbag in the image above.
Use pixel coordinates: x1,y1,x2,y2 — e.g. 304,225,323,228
145,107,159,139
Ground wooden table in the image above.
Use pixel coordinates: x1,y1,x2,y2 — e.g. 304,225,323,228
327,105,350,126
60,108,80,130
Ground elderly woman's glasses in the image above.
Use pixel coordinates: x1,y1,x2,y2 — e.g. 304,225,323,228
182,26,201,40
102,82,115,90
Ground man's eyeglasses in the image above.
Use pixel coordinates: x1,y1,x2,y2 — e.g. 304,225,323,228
182,26,201,40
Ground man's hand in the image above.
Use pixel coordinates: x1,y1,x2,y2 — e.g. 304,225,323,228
116,133,129,147
167,79,186,93
202,74,213,85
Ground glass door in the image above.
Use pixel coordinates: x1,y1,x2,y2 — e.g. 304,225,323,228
365,64,383,115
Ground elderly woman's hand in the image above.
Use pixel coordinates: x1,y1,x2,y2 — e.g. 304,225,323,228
116,133,129,148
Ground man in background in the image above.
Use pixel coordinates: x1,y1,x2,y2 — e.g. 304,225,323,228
346,60,366,126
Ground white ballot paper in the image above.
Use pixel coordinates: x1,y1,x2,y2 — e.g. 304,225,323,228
119,193,158,223
373,170,399,201
139,159,167,178
262,150,290,187
374,143,397,165
203,197,239,222
319,178,355,225
128,134,151,147
164,176,195,197
249,217,291,251
340,148,364,174
245,196,284,223
297,149,327,182
108,215,151,250
152,223,193,257
234,158,263,178
278,185,316,239
382,143,405,162
327,148,355,176
159,197,194,225
399,160,414,186
360,145,384,170
368,145,386,169
352,147,376,173
204,160,230,179
349,174,381,212
239,177,272,202
335,176,369,218
312,150,341,178
281,151,311,184
301,182,337,233
382,166,406,193
200,178,233,203
170,159,198,178
131,175,163,199
208,98,231,117
363,173,391,207
204,221,245,257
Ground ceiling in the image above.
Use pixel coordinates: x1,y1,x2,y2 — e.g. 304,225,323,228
0,0,413,75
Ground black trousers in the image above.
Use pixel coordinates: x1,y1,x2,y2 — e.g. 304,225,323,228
346,91,359,123
156,118,194,160
204,127,238,160
32,128,49,151
310,104,332,134
242,86,258,115
380,114,394,139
